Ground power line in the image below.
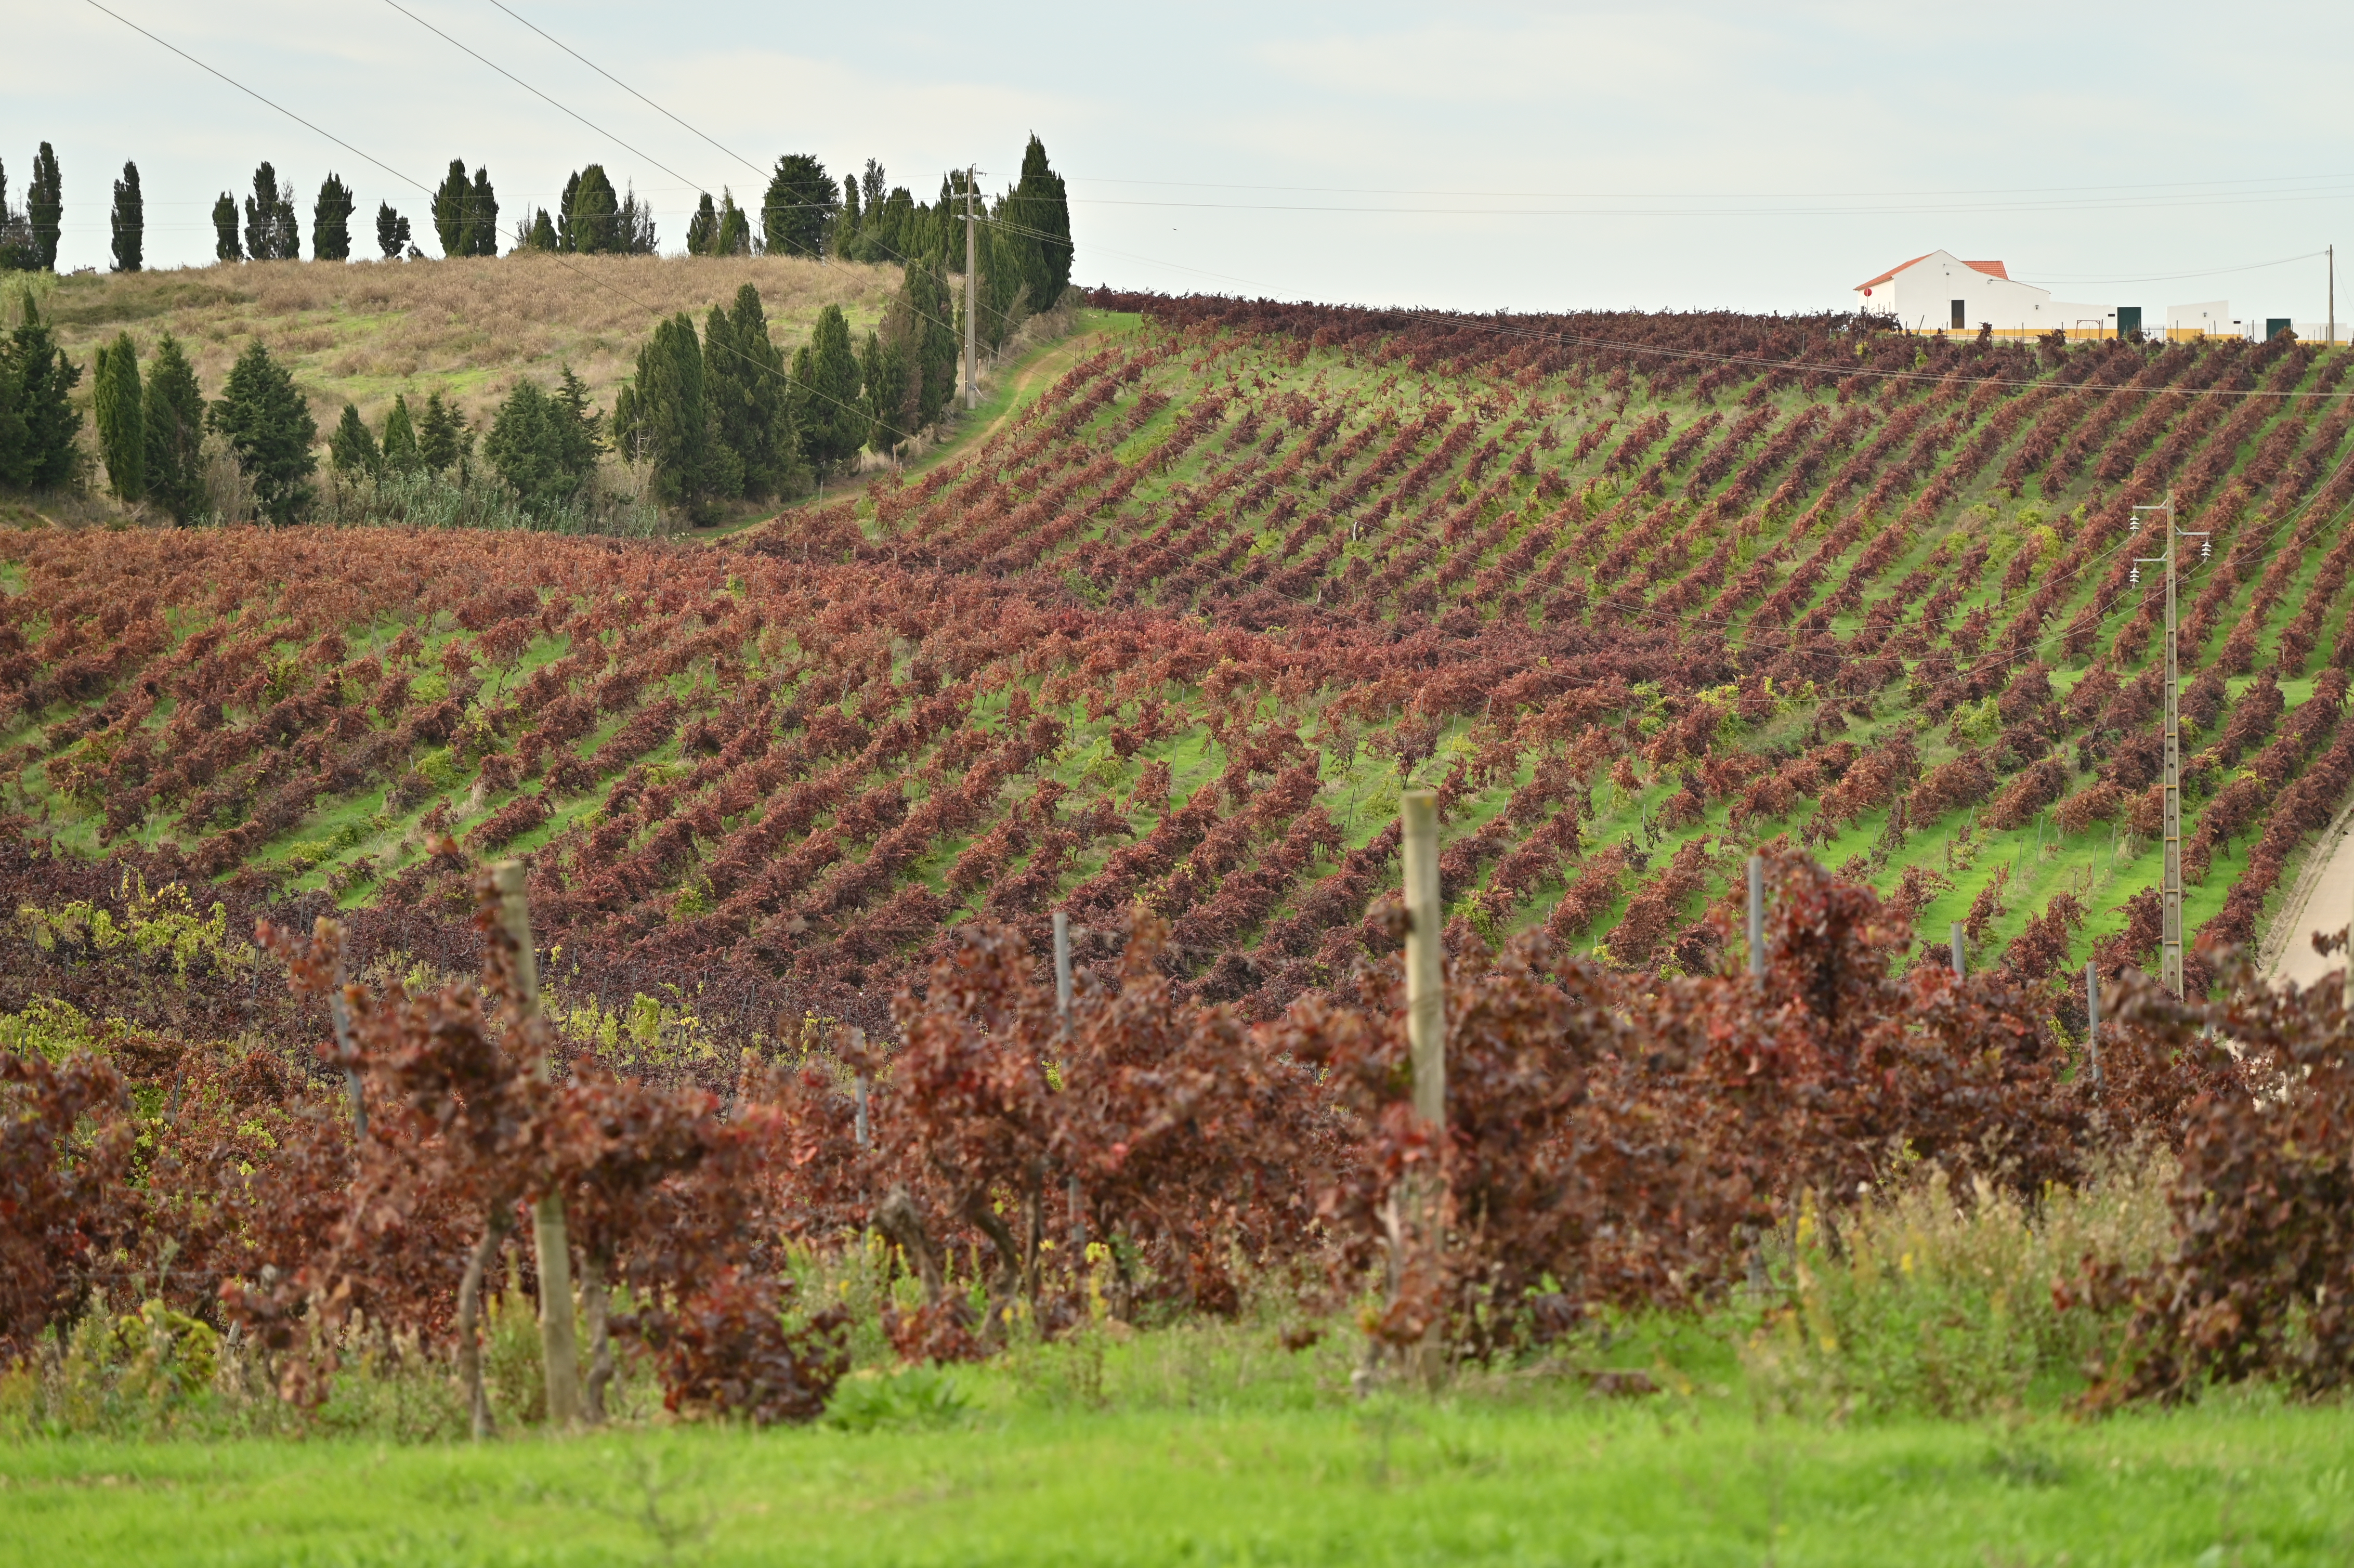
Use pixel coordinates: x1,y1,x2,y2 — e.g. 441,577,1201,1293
1069,169,2354,203
482,0,770,184
380,0,705,198
83,3,894,443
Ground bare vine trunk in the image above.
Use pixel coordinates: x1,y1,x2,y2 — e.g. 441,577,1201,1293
455,1207,513,1440
579,1251,613,1426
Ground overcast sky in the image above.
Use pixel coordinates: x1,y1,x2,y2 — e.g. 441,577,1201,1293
10,1,2353,320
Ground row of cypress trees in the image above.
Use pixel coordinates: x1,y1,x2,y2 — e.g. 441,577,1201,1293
511,164,659,255
85,330,311,521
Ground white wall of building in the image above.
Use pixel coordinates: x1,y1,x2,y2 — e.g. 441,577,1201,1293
1853,249,2112,334
2166,300,2233,334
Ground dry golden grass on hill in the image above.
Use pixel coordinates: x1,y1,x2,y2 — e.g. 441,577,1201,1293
24,253,902,428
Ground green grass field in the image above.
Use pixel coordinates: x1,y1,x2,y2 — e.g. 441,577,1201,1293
8,1391,2347,1566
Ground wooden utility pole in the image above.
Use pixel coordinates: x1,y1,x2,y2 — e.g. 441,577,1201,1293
493,860,583,1429
963,165,979,411
2131,496,2203,996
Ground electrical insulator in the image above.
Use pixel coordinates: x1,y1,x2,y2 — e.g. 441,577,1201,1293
2200,539,2211,560
2130,566,2141,585
2128,517,2140,532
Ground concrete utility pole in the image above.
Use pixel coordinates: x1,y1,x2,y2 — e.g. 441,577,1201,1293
2085,960,2102,1088
1950,920,1966,978
2130,495,2205,997
963,165,979,411
2330,244,2336,350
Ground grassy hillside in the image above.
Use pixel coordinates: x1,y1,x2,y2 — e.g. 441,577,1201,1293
19,252,903,437
4,299,2351,1037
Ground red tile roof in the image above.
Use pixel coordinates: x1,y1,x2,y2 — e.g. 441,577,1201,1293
1854,254,2010,291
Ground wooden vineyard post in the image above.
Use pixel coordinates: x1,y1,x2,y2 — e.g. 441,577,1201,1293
2085,960,2102,1089
1402,793,1445,1126
1054,911,1083,1251
493,860,584,1431
1396,791,1446,1386
1746,854,1765,980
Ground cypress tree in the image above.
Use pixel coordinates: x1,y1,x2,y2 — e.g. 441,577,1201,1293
375,202,411,259
0,294,83,489
523,208,558,251
141,332,205,522
110,161,143,273
686,192,718,256
791,303,864,471
611,313,714,517
0,159,34,273
213,193,242,262
466,166,499,256
1009,134,1074,309
618,184,658,254
556,171,581,252
93,332,146,501
431,160,470,256
381,394,420,472
906,261,961,429
714,189,750,256
27,143,60,272
207,339,316,522
861,328,912,457
699,304,747,500
485,368,605,515
313,173,355,262
704,285,797,499
841,175,862,243
569,165,619,254
761,154,836,258
244,163,297,260
329,401,379,475
416,390,466,474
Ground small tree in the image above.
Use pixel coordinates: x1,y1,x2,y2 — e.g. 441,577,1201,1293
212,193,241,262
381,394,420,472
27,143,61,272
517,208,557,252
110,161,143,273
761,154,836,258
207,339,316,522
375,202,411,260
417,389,467,474
791,303,864,471
93,332,145,501
328,401,379,476
0,293,83,489
141,333,205,522
313,174,355,262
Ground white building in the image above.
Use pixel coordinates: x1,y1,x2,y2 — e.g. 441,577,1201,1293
1851,250,2116,334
